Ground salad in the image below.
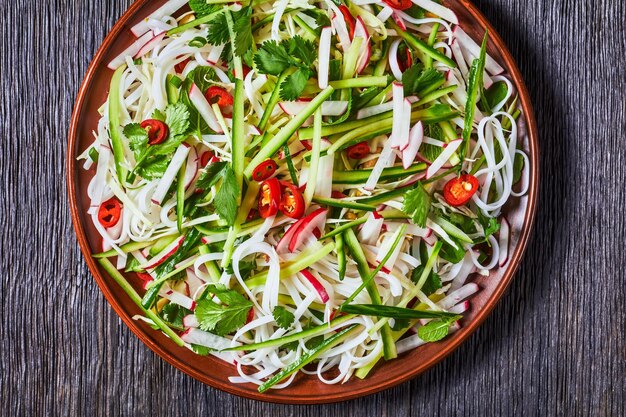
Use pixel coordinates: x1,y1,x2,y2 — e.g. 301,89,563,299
80,0,529,392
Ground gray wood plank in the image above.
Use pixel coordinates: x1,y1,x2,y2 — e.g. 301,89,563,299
1,0,624,415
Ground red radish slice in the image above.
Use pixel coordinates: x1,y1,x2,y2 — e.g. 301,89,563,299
276,221,302,254
189,84,223,133
397,98,412,150
389,81,405,148
331,15,352,52
181,328,237,350
411,0,458,24
288,208,328,252
207,44,224,66
130,0,187,37
498,217,510,267
162,289,196,311
107,31,153,70
376,6,394,23
140,236,185,270
356,101,394,119
183,314,199,328
151,143,191,205
358,212,384,245
438,283,479,309
278,100,348,116
134,32,166,59
402,121,424,169
448,300,470,314
391,12,407,31
183,146,198,190
318,26,332,89
450,39,470,77
453,27,504,75
354,17,371,74
425,139,462,179
299,270,330,303
388,39,403,81
364,140,395,191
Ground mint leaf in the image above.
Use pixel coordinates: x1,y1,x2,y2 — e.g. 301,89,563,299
123,123,148,159
194,284,252,336
254,40,292,75
214,166,240,225
418,316,461,342
402,182,432,228
189,66,216,92
272,306,295,329
412,266,442,296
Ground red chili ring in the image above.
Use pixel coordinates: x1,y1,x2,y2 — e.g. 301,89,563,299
382,0,413,11
140,119,169,145
98,197,122,228
251,159,278,182
205,86,234,107
200,151,215,167
258,178,282,218
443,174,480,206
346,141,371,159
279,181,306,219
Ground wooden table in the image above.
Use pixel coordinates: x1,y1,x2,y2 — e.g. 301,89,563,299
2,0,624,415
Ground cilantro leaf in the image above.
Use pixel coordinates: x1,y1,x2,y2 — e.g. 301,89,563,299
402,64,445,96
161,303,191,329
136,155,169,180
189,0,220,17
214,166,240,226
477,211,500,242
254,40,292,75
206,12,230,46
195,161,229,190
224,259,256,280
194,284,252,336
123,123,148,159
150,102,191,156
402,182,432,227
152,108,166,122
232,7,253,56
411,266,442,296
418,316,461,342
279,67,312,101
272,306,295,329
282,36,316,66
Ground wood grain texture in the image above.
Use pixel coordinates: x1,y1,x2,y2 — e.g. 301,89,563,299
1,0,624,415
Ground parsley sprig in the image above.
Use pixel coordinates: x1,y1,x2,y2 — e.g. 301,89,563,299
254,36,317,100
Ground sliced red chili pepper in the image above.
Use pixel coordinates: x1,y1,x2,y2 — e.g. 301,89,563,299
279,181,306,219
301,140,313,151
98,198,122,228
346,141,371,159
245,307,255,324
200,151,215,167
398,44,413,72
339,5,356,39
331,191,346,199
246,209,259,222
175,58,190,74
258,178,281,218
382,0,412,11
251,159,278,182
204,86,234,107
443,174,479,206
140,119,169,145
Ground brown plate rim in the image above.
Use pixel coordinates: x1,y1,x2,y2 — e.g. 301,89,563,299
67,0,539,404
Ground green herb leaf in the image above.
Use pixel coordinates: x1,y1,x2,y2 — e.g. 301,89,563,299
151,102,191,156
439,237,465,264
280,67,312,101
191,344,212,355
195,161,229,190
402,182,432,227
254,40,292,75
206,12,230,46
161,303,191,329
232,7,253,56
152,108,166,122
418,316,461,342
272,306,295,329
513,151,525,184
411,266,442,296
214,166,240,226
136,155,170,180
123,123,149,159
484,81,508,111
402,64,444,96
194,284,253,336
477,211,500,242
189,0,220,17
283,36,316,67
224,259,257,280
124,255,143,273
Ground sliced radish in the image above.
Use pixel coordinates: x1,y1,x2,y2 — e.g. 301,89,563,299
183,147,198,190
134,32,166,59
438,283,479,309
162,289,196,311
318,26,332,89
189,84,223,133
354,17,371,74
425,139,462,179
183,314,199,328
410,0,458,24
498,217,510,267
453,27,505,75
389,82,405,148
107,31,154,70
395,98,412,150
207,44,224,66
376,6,394,22
331,14,352,52
140,236,185,270
402,121,424,169
299,270,330,303
278,100,348,116
288,208,328,252
130,0,187,37
364,139,395,191
151,143,191,206
356,101,394,119
358,212,384,245
181,328,237,350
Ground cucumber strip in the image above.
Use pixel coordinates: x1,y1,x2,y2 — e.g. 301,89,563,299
335,233,346,281
366,83,393,107
355,187,409,205
389,21,456,68
109,65,128,184
93,239,154,258
98,258,184,347
166,74,180,104
320,216,368,240
221,181,259,268
303,108,323,206
198,245,222,282
244,86,334,179
312,196,377,211
424,23,440,68
417,77,446,97
167,11,222,36
329,76,389,89
439,120,457,141
258,324,362,393
431,216,473,243
176,163,186,233
344,229,396,360
332,163,427,184
221,314,356,351
231,79,246,203
245,242,336,287
258,71,290,132
460,32,488,163
282,144,299,185
342,37,364,80
292,13,317,40
413,84,457,107
341,304,459,320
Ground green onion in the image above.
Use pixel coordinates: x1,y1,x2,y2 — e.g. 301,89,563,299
341,304,460,320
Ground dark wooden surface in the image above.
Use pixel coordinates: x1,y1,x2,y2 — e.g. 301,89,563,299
2,0,625,415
